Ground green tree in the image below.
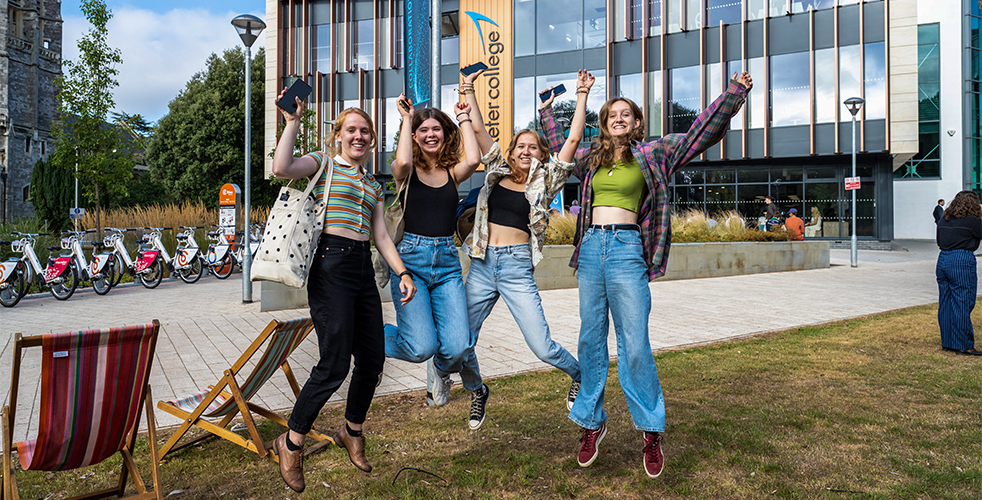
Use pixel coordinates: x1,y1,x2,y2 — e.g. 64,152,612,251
29,158,75,231
146,47,272,208
50,0,134,234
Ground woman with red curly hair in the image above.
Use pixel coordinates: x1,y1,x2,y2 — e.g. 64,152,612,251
936,190,982,355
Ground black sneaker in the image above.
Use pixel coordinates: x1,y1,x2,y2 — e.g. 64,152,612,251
468,384,489,430
566,380,581,411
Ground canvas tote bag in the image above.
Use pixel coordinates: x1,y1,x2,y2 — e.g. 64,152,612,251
251,154,332,288
372,174,411,288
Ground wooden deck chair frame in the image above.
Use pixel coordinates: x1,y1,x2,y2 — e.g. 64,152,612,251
1,320,162,500
156,318,333,463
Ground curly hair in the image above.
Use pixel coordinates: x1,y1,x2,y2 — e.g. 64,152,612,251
504,129,550,184
410,108,462,173
587,98,646,171
325,108,378,158
944,190,982,221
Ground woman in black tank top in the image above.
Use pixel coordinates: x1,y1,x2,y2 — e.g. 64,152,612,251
382,96,490,428
453,67,595,427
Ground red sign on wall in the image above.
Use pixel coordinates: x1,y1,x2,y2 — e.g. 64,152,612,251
845,177,861,190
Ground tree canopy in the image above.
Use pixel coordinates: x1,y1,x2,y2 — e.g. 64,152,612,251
146,47,272,208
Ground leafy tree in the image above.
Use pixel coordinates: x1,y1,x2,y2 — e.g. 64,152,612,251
50,0,134,234
29,158,75,231
146,47,272,208
268,105,319,191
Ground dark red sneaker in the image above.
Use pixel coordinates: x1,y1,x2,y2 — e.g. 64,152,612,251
577,424,607,467
643,432,664,478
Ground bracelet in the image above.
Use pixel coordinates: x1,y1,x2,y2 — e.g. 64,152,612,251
458,119,473,125
577,88,590,94
399,270,412,278
456,113,470,120
457,88,475,95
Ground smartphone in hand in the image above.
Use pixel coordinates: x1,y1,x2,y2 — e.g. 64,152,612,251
276,79,313,114
538,84,567,103
460,61,489,76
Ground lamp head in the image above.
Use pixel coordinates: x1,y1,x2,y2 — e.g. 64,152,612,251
844,97,865,117
231,14,266,48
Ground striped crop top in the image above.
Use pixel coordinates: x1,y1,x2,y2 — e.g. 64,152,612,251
307,151,383,234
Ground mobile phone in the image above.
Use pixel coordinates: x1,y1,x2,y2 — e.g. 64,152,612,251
276,79,313,114
460,61,489,76
399,99,411,112
538,83,568,103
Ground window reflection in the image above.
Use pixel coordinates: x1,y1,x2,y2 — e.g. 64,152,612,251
839,45,862,109
815,48,835,123
705,62,721,110
616,73,644,105
649,0,662,35
864,42,885,119
312,24,331,75
748,57,765,129
708,0,741,26
746,0,765,20
442,37,460,66
382,98,401,158
584,0,607,48
649,70,663,137
670,66,700,133
513,77,536,133
667,0,681,33
537,0,584,53
441,84,457,119
535,70,606,137
769,0,785,17
737,184,769,220
352,19,374,70
515,0,536,56
790,0,835,14
686,0,702,30
726,60,743,130
771,52,810,127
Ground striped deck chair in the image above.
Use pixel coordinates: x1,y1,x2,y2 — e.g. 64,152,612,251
157,317,333,463
1,320,161,500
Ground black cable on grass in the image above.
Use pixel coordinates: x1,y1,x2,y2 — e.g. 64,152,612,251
392,467,449,487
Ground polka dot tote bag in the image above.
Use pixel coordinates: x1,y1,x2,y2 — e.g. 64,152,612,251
251,155,331,288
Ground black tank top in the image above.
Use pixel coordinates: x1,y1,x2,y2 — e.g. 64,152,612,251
487,184,531,235
401,168,458,237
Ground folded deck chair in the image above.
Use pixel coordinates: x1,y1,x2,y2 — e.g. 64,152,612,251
2,320,162,500
157,317,333,463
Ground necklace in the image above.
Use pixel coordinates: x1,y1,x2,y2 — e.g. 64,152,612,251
607,163,616,177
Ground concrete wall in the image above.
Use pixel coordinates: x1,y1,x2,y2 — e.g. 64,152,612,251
261,241,830,310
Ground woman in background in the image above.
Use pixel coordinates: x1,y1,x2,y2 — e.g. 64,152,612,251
936,190,982,356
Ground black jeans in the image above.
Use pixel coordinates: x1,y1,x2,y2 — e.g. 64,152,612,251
288,234,385,434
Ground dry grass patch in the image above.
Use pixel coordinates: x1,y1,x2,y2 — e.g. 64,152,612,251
12,301,982,499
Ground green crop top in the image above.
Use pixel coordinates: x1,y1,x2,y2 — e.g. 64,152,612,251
592,157,644,213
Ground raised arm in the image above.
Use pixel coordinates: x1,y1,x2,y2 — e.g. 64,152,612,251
390,94,415,184
450,102,482,183
460,66,495,155
660,72,751,176
271,86,320,179
558,70,595,163
371,200,416,305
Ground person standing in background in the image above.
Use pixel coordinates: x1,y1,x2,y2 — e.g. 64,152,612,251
936,191,982,356
934,199,945,224
764,196,779,220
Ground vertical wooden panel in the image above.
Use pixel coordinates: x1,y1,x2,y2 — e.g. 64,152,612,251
642,0,650,126
859,0,866,152
763,10,769,157
720,20,727,160
699,8,706,161
809,6,815,155
834,3,840,154
662,0,668,136
459,1,514,149
883,0,890,149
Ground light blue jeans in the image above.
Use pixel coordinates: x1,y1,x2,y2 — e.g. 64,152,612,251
569,227,665,433
461,244,580,383
383,233,473,388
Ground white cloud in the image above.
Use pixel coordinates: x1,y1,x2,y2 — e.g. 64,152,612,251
62,7,266,122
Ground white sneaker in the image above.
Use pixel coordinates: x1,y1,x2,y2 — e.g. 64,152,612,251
426,359,453,407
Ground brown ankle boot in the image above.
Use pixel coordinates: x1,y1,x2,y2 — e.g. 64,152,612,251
336,425,372,472
274,432,305,492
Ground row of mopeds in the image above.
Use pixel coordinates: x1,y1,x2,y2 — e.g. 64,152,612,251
0,225,261,307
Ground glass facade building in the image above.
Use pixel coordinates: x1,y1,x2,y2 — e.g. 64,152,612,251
266,0,975,241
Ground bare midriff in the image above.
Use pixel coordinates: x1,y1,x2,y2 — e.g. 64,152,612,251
591,206,639,225
487,223,530,246
324,226,371,242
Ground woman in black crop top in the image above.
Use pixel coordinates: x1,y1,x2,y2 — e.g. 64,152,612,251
382,95,487,427
936,190,982,355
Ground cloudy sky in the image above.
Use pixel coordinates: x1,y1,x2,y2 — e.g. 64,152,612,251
62,1,265,122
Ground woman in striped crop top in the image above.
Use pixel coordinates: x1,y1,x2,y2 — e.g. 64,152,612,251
382,93,485,428
456,67,595,422
270,95,417,490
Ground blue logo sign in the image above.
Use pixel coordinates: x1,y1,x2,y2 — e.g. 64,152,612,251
464,11,499,55
404,0,431,107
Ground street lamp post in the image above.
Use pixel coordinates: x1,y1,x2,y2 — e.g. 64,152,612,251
844,97,864,268
231,14,266,303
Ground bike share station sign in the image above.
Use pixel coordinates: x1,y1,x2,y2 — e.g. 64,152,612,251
219,184,242,244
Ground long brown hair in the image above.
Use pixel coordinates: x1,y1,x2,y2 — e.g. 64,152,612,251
326,108,378,158
504,129,550,184
944,190,982,221
411,108,461,172
588,98,646,170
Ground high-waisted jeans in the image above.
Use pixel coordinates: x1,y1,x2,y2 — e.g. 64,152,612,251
288,234,384,434
937,249,978,351
462,244,580,382
383,233,478,390
569,226,665,433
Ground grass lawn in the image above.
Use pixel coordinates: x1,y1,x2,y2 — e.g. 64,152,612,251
11,301,982,499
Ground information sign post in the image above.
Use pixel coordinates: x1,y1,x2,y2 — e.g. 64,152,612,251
219,183,241,248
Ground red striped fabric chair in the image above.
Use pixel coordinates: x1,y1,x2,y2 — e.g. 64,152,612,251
1,320,162,500
157,317,333,463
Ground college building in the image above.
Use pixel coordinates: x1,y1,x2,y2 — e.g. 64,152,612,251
264,0,979,242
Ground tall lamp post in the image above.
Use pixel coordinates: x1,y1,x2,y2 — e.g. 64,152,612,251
231,14,266,303
844,97,864,268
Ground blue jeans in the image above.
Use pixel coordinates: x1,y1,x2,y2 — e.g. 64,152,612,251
462,244,580,382
383,233,474,388
937,249,977,351
569,227,665,433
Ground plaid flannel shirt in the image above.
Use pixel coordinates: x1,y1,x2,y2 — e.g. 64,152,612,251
466,141,576,267
540,80,748,281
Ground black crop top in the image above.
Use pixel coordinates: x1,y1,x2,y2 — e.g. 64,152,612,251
487,185,531,235
401,169,458,237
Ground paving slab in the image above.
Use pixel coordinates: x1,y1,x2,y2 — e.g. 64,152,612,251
0,239,970,444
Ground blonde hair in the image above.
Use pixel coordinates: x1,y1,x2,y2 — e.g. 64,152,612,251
326,108,378,157
504,129,550,184
588,98,646,171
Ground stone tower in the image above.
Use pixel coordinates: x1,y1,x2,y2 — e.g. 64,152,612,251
0,0,62,222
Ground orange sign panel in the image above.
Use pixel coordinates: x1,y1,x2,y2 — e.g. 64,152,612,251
459,1,514,150
219,183,238,206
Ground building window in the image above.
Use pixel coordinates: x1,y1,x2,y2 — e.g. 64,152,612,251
41,141,45,155
441,11,459,66
814,48,835,123
312,23,331,74
352,19,374,70
864,42,886,120
669,65,700,133
24,137,30,154
43,39,50,49
770,51,809,127
23,185,30,202
515,0,535,56
648,70,663,137
897,24,940,179
707,0,741,26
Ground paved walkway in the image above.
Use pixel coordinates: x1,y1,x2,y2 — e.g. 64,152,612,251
0,240,965,443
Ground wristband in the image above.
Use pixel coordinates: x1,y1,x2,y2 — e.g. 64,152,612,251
577,88,590,94
399,270,412,278
458,88,475,95
456,113,470,120
458,119,473,125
